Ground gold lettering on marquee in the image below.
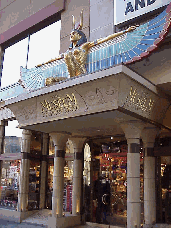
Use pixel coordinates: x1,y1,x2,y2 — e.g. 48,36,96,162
123,86,154,113
40,93,78,117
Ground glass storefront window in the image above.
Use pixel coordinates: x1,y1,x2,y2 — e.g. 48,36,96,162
84,140,144,226
0,160,20,210
161,156,171,224
28,160,41,210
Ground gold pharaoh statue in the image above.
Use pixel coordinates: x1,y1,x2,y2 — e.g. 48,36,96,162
43,10,137,84
64,10,137,78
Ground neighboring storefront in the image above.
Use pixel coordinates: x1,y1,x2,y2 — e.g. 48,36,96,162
0,159,21,209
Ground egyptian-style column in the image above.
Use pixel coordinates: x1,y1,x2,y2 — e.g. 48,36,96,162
18,129,32,212
141,126,159,228
50,132,69,217
69,137,86,215
39,133,49,209
121,120,145,228
0,120,6,200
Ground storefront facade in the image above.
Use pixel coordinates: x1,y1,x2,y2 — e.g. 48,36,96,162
0,1,171,228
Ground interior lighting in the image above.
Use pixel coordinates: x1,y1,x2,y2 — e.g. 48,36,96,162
111,137,113,140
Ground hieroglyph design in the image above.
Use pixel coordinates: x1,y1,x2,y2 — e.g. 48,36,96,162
40,93,78,117
123,86,154,113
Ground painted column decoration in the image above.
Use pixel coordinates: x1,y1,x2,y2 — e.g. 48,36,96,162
121,121,145,228
141,126,159,227
0,120,5,200
18,129,32,212
39,133,49,209
50,132,70,217
69,137,86,215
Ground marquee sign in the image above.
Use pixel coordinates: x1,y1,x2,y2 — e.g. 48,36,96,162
114,0,170,25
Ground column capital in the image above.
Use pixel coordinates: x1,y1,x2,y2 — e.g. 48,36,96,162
42,132,49,140
69,137,86,152
50,132,70,151
22,129,32,135
141,126,160,148
120,120,145,143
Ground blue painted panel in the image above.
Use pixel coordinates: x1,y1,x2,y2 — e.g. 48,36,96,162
90,63,92,73
121,54,127,63
146,25,164,35
92,51,95,62
103,59,107,69
107,58,110,67
106,46,110,58
143,33,160,40
118,55,122,64
148,9,167,26
136,43,151,51
115,43,120,55
132,47,144,56
111,56,115,66
89,52,92,62
104,48,107,59
124,52,131,62
96,61,100,70
93,62,96,72
140,39,155,45
109,45,113,56
148,17,166,30
96,50,100,61
115,55,118,65
86,64,89,73
128,50,137,59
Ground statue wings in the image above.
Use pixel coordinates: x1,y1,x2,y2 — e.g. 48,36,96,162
18,2,171,91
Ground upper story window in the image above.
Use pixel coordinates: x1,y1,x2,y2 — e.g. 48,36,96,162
1,20,61,88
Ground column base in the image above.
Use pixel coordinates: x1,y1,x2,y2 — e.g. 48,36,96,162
48,214,81,228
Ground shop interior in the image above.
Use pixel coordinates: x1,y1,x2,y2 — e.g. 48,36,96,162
0,132,171,227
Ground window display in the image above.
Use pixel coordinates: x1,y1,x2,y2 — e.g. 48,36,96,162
85,141,144,226
0,160,20,210
28,160,40,210
161,156,171,224
46,160,73,212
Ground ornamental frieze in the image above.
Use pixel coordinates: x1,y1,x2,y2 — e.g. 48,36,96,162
123,86,155,114
5,69,170,127
40,93,78,118
37,77,119,122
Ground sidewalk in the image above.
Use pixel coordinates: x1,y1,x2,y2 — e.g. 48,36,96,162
0,219,47,228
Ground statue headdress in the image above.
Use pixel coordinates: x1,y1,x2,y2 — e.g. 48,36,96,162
72,9,83,30
69,9,87,49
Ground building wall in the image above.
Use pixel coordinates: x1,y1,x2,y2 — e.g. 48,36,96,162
60,0,90,53
0,0,65,45
90,0,114,41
